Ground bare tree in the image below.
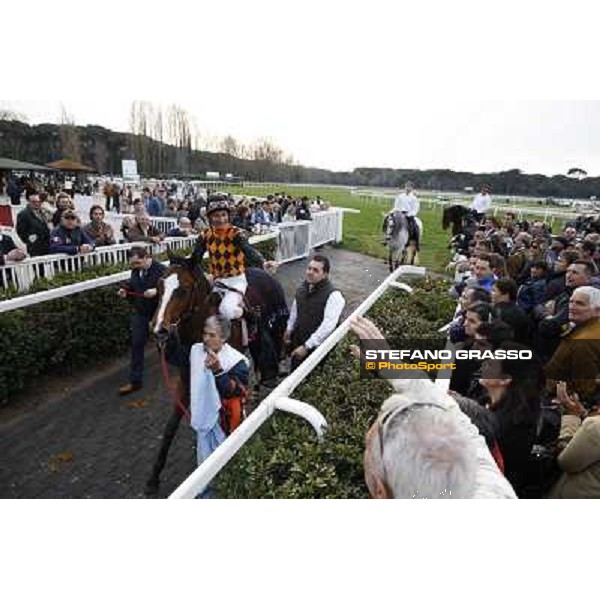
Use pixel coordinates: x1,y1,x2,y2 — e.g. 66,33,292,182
58,104,82,161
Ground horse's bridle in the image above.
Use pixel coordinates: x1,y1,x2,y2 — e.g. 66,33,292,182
157,271,210,349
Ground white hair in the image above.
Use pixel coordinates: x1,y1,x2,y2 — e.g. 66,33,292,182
205,315,231,341
573,285,600,310
370,379,479,498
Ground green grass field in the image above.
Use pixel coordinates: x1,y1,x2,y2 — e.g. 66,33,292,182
222,184,452,271
221,184,569,273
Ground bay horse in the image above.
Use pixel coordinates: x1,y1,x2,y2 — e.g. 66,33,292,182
382,210,422,272
442,204,479,237
145,256,284,496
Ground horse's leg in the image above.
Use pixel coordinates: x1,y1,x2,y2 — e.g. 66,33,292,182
145,364,189,496
145,408,184,496
388,250,393,273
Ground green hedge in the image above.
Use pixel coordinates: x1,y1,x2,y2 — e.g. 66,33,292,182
0,238,278,403
215,277,455,498
0,284,131,403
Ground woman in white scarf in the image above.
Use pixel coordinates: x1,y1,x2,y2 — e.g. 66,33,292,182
190,315,250,467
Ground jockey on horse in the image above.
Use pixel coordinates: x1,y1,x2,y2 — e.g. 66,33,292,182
190,195,278,328
383,181,421,250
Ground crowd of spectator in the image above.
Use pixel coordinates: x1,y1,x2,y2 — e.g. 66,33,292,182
441,210,600,498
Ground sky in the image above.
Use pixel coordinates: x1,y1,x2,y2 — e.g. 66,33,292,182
4,0,600,177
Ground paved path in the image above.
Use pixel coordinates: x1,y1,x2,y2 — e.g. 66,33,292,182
0,247,389,499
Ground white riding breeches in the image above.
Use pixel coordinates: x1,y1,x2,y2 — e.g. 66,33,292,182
215,273,247,320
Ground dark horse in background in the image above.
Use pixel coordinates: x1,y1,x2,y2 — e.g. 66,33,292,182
145,255,287,496
442,204,480,255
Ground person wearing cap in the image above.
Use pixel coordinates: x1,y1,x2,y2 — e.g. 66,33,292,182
470,184,492,222
190,196,278,321
49,210,95,255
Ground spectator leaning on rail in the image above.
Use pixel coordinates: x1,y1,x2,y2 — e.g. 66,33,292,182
0,231,27,287
284,254,345,371
166,217,193,238
125,213,164,244
83,205,116,247
189,196,277,321
117,247,167,395
16,192,51,257
49,210,95,255
350,316,516,499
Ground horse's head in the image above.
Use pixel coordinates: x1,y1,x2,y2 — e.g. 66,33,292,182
152,255,212,345
384,210,404,240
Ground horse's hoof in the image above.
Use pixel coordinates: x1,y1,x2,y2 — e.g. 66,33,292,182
144,479,160,497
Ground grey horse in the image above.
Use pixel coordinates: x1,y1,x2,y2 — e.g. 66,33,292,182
382,210,422,272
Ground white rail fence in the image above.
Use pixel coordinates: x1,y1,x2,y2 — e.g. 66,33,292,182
275,208,358,264
0,236,200,292
0,232,278,311
0,208,356,310
169,264,425,499
1,208,357,294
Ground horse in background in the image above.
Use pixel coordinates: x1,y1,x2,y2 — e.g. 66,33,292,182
442,204,479,237
382,210,422,271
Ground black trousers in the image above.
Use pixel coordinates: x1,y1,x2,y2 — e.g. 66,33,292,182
130,313,150,384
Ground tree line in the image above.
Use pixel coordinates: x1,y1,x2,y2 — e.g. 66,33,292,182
0,105,598,199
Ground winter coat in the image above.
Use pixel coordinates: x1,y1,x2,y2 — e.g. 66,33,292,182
549,415,600,499
16,206,51,256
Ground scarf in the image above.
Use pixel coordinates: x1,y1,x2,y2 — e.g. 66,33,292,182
189,343,249,463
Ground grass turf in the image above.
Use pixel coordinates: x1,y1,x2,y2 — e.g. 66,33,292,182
221,184,568,273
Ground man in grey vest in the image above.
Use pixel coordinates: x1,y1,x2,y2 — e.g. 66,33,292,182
284,254,346,371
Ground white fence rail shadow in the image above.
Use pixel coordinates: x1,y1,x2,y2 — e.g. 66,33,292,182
169,264,425,499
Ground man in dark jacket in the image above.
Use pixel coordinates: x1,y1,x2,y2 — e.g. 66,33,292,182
16,192,51,256
284,254,345,371
118,247,167,394
516,261,548,314
49,210,95,255
491,278,532,346
544,250,579,302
